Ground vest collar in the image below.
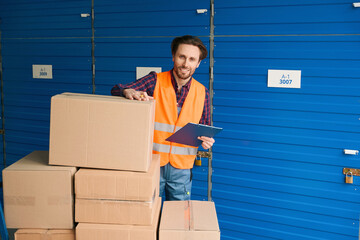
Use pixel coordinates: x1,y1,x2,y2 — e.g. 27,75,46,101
171,69,192,92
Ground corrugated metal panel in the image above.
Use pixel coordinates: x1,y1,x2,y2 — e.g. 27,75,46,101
0,0,92,166
215,0,360,35
94,0,210,38
93,0,210,94
213,1,360,239
94,0,210,200
0,0,91,38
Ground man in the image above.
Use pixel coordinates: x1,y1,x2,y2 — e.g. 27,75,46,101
111,35,215,201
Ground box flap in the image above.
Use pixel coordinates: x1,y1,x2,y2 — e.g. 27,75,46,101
191,201,220,231
160,201,220,232
48,229,75,234
15,229,48,234
48,229,75,240
15,229,75,240
75,196,159,225
75,154,160,201
77,196,161,231
76,197,161,240
4,151,76,173
160,201,189,231
56,92,155,106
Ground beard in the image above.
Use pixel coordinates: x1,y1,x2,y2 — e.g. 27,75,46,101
174,65,195,80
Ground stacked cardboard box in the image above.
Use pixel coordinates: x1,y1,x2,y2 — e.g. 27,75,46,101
49,92,155,172
75,154,160,225
159,201,220,240
75,155,161,240
3,92,222,239
3,151,76,230
14,229,75,240
48,93,160,239
3,93,159,239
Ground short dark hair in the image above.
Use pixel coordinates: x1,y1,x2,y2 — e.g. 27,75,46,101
171,35,208,61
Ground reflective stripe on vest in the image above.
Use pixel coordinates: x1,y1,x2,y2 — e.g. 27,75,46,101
154,122,182,133
153,143,198,156
153,143,170,153
171,146,198,155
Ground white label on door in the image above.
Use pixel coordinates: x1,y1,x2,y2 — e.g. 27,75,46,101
136,67,162,80
33,65,53,79
268,69,301,88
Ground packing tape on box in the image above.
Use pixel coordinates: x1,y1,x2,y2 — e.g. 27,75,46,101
189,201,195,231
40,232,50,240
16,231,50,240
184,201,191,230
16,229,74,240
4,196,35,206
183,201,196,231
4,196,72,206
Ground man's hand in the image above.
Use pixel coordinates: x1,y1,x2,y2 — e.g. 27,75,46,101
123,89,153,101
198,136,215,150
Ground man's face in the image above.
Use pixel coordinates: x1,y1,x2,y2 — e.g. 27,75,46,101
172,44,201,83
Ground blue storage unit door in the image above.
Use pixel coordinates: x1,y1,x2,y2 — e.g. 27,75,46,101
0,6,6,173
212,1,360,239
0,0,92,166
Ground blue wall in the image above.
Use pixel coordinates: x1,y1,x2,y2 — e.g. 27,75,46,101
213,1,360,239
0,0,92,167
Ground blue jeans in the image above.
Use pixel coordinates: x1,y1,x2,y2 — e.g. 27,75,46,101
160,163,192,201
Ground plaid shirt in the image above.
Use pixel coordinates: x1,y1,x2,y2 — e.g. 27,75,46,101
111,70,211,126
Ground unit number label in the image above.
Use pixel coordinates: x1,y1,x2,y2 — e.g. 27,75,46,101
268,69,301,88
33,65,53,79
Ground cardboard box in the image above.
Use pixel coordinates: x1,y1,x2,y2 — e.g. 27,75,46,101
76,197,161,240
49,93,155,172
75,154,160,201
15,229,75,240
75,196,160,226
159,201,220,240
3,151,76,229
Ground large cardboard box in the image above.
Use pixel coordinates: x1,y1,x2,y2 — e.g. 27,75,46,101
49,93,155,172
14,229,75,240
75,196,160,226
3,151,76,229
75,154,160,202
76,197,161,240
159,201,220,240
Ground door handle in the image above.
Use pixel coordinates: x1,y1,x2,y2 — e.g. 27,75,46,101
344,149,359,155
343,168,360,176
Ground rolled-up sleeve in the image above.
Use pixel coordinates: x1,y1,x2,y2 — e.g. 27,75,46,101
200,89,211,126
111,72,157,97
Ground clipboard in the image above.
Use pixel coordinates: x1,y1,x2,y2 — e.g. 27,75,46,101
165,123,223,147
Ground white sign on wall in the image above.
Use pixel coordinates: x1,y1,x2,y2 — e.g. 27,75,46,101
32,65,53,79
267,69,301,88
136,67,162,80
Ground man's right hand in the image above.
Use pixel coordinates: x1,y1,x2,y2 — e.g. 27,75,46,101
123,89,153,101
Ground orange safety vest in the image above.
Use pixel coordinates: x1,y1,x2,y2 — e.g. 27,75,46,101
153,71,206,169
